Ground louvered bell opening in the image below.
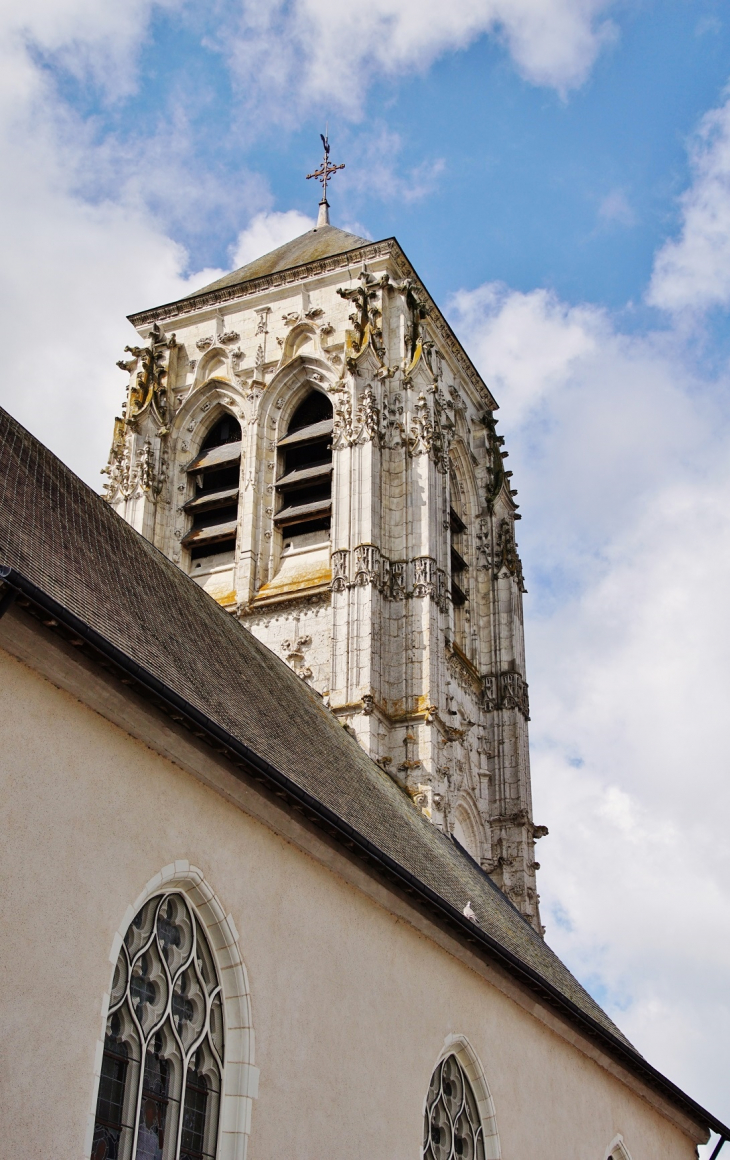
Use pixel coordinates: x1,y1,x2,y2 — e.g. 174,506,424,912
183,414,242,561
450,505,468,607
276,392,333,548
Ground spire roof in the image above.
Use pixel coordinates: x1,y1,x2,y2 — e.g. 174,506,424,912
190,223,369,299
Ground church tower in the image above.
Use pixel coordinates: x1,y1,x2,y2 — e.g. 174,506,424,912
103,167,546,932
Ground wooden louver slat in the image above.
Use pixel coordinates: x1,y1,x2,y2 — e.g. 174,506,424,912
181,519,238,547
186,441,242,472
276,418,333,448
273,498,332,526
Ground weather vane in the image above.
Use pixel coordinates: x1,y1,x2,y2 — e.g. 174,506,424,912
307,130,344,225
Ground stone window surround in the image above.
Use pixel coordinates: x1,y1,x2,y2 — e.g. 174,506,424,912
85,861,258,1160
427,1033,502,1159
605,1135,634,1160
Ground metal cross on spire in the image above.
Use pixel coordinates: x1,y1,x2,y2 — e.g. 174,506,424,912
307,130,344,227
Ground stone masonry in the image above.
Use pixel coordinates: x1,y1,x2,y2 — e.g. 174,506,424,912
103,224,547,932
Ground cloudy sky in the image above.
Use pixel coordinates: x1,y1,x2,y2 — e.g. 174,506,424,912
3,0,730,1147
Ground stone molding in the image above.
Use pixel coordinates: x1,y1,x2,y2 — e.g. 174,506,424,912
483,671,530,720
126,239,497,413
330,544,449,609
87,860,257,1160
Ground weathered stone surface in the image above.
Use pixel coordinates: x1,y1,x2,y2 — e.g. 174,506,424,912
105,227,545,932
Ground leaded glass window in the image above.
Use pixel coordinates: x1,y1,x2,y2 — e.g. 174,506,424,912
423,1053,486,1160
91,893,224,1160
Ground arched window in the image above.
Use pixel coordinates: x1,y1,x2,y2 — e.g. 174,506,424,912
91,893,224,1160
183,413,242,572
606,1139,633,1160
449,468,469,653
424,1053,486,1160
274,390,333,550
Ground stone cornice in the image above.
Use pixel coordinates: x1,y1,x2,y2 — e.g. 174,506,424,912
127,237,498,412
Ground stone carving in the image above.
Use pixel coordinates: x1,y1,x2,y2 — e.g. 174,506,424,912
332,394,353,450
107,232,538,931
422,338,441,381
390,561,407,600
102,430,164,501
380,393,405,449
407,389,454,473
353,544,381,586
495,518,526,592
282,312,301,326
119,322,175,427
127,238,496,410
413,556,436,598
281,635,313,682
137,437,156,493
351,384,380,445
407,783,433,819
337,269,389,364
447,649,482,695
475,518,491,569
219,330,240,344
409,393,434,457
330,549,349,592
196,336,214,352
483,411,507,510
395,277,429,367
483,671,530,719
433,390,455,473
436,566,448,611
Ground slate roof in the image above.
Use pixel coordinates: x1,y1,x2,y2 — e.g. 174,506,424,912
0,403,726,1139
191,224,370,297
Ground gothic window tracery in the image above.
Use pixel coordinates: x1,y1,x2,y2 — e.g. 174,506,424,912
91,893,224,1160
423,1053,486,1160
275,390,333,550
182,413,242,573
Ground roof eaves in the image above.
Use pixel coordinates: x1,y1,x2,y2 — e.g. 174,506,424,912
1,561,726,1144
127,238,397,328
126,238,498,413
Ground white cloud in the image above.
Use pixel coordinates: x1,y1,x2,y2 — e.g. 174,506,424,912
230,210,316,268
224,0,618,117
449,279,730,1119
0,0,219,485
598,187,635,226
1,0,730,1133
0,0,165,100
341,127,445,204
649,88,730,313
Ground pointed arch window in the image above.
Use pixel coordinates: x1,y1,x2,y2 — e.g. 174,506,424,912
90,893,224,1160
275,390,333,546
182,414,242,567
449,467,469,655
424,1053,486,1160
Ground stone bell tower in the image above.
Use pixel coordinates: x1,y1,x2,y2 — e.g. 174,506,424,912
103,191,547,932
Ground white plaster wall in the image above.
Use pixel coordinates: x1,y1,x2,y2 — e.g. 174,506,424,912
0,645,697,1160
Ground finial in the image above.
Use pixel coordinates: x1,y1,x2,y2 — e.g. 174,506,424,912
306,129,345,229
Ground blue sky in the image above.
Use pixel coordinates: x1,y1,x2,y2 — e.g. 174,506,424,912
3,1,730,1150
45,0,730,312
